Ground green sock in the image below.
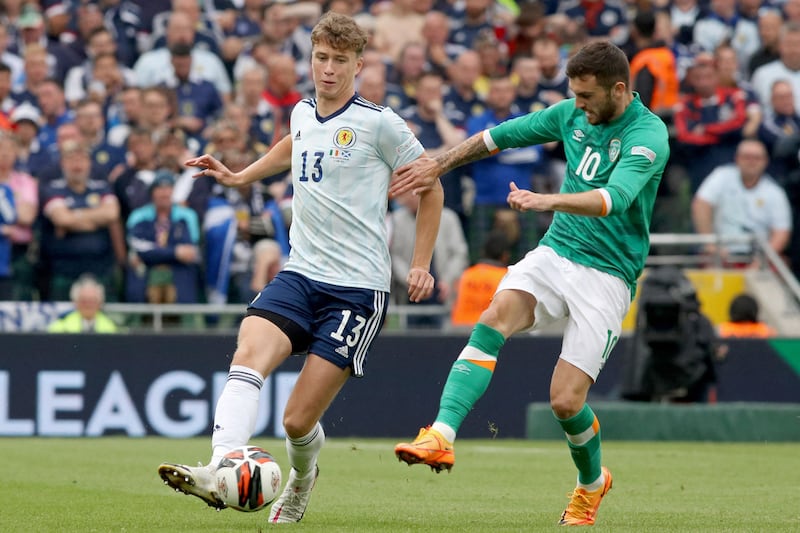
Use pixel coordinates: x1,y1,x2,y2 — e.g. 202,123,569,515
556,404,602,485
435,323,505,433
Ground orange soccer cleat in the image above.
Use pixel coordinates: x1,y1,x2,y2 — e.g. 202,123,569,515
558,466,613,526
394,426,455,473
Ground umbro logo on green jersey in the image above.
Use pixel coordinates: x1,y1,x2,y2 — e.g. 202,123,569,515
572,130,584,142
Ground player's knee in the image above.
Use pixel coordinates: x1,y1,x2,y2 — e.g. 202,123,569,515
282,411,314,439
550,392,582,420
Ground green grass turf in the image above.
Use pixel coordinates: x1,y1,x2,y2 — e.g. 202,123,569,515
1,437,798,532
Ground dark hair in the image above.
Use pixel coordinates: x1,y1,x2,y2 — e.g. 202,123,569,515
483,230,511,262
634,10,656,39
0,62,10,74
729,294,760,323
565,41,630,90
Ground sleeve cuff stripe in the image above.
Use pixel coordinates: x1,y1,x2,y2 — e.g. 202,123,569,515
598,188,612,217
483,129,500,154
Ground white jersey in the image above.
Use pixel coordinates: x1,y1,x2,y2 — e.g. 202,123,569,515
284,95,424,291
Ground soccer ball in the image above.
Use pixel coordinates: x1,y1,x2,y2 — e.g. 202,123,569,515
215,446,282,512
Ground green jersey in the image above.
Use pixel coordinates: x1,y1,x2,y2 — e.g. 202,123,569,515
487,94,669,297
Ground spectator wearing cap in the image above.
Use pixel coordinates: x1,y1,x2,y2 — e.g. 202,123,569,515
126,170,200,304
162,42,223,142
10,102,48,184
133,11,231,101
10,5,81,85
39,140,121,301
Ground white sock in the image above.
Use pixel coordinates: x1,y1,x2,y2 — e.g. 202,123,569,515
431,422,456,443
286,422,325,479
577,471,605,492
210,365,264,466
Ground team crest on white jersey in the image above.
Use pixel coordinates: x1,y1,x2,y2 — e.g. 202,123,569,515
608,139,621,162
334,127,356,148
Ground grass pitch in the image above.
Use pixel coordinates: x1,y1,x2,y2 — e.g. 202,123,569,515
1,437,798,532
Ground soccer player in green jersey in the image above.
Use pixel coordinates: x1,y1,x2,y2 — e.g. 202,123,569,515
392,41,669,526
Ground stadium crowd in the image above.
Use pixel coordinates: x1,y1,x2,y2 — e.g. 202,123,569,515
0,0,797,316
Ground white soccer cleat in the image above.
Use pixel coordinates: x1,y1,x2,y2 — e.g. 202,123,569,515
268,465,319,523
157,462,226,510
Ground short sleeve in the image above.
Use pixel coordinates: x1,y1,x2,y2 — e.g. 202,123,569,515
376,108,425,170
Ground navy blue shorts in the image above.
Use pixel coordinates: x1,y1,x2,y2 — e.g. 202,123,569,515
246,270,389,377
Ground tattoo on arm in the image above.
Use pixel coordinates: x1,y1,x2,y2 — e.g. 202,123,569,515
433,132,491,174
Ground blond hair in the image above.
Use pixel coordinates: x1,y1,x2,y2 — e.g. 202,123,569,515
310,12,369,55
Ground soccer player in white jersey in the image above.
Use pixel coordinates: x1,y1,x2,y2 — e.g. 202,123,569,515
157,12,443,524
393,41,669,526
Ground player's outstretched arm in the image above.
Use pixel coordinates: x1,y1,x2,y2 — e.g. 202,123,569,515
184,134,293,187
507,182,607,216
406,176,444,303
390,131,491,197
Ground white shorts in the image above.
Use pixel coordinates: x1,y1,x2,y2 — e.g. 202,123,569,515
496,246,631,380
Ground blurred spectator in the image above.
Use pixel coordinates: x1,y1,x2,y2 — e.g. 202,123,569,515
373,0,426,60
10,102,48,177
466,74,546,263
126,170,200,303
11,43,51,107
163,42,223,141
507,2,546,59
47,274,118,332
61,0,108,66
449,0,497,50
357,66,388,106
139,86,175,145
37,121,107,184
63,27,136,108
629,10,680,122
758,80,800,173
421,10,466,78
785,0,800,23
390,189,468,329
262,53,301,136
713,43,761,140
557,0,628,45
402,71,467,224
11,5,82,84
35,78,74,151
669,0,708,46
113,127,159,222
748,9,784,76
442,50,484,128
0,158,15,300
718,293,777,338
39,141,121,301
387,42,427,110
0,24,24,93
473,30,509,97
751,22,800,115
101,0,146,68
155,127,196,204
151,0,223,56
512,56,548,115
0,62,14,116
692,0,759,73
133,11,232,101
673,52,748,191
74,99,126,181
0,131,37,300
234,66,278,147
106,85,144,147
692,139,792,265
450,229,511,328
532,37,570,104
